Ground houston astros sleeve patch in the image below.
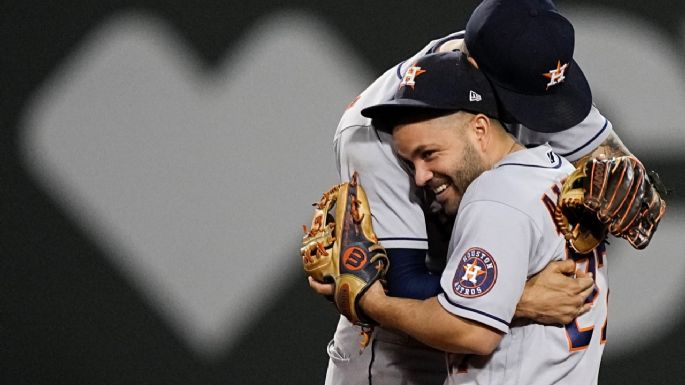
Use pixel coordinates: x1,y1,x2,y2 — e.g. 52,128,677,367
452,247,498,298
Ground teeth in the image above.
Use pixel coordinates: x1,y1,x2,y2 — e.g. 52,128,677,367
434,184,448,194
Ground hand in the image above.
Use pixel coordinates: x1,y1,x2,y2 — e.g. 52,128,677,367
309,277,387,324
301,172,389,327
308,276,334,296
515,259,595,325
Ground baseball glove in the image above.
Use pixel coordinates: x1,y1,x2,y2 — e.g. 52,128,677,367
555,155,667,253
301,172,389,328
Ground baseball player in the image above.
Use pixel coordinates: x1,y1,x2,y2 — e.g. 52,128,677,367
326,34,601,385
317,0,663,383
356,50,608,385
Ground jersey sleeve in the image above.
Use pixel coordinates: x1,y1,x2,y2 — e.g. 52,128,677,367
438,200,538,333
335,125,428,250
513,105,613,162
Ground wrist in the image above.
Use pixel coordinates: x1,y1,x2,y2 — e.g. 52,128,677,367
360,282,387,323
514,296,537,320
514,308,531,320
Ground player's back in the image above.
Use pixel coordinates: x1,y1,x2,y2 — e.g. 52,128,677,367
442,145,608,385
334,30,465,249
326,32,468,385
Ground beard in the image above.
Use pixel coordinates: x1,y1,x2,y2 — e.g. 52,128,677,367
442,141,488,215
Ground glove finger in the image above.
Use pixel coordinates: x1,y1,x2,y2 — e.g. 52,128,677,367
302,184,342,283
608,162,645,235
584,158,610,213
625,188,667,249
598,158,632,221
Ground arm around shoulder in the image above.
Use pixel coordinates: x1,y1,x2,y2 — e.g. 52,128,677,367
577,130,632,165
360,282,503,355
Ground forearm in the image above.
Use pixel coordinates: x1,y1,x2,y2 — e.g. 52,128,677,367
510,259,594,325
362,288,501,354
513,286,582,323
578,131,632,165
514,296,539,320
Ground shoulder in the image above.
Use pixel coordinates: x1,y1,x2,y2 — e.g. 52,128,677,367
334,65,399,141
462,147,573,210
512,105,613,162
336,31,468,139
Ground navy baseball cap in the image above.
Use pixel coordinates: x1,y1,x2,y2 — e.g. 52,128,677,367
361,51,499,132
465,0,592,133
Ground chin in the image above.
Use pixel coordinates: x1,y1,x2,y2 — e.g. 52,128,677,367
442,200,460,216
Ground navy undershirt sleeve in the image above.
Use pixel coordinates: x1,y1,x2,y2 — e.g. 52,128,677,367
385,248,443,299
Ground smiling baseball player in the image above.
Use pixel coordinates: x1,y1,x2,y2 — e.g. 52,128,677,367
317,0,665,384
358,50,608,384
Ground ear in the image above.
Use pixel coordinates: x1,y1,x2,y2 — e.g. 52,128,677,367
472,114,491,152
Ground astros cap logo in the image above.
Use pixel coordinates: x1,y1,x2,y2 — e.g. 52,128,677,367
543,60,568,89
452,247,498,298
399,64,427,89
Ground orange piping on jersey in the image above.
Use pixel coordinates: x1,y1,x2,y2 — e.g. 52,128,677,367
566,318,595,352
564,248,600,305
596,247,606,268
541,184,563,236
582,256,600,305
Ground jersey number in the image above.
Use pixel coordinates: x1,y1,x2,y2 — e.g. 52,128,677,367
564,243,608,351
542,187,608,351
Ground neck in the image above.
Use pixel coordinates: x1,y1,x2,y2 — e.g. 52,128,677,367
506,137,525,155
487,133,523,168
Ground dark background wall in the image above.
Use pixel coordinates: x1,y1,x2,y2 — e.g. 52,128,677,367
2,1,684,384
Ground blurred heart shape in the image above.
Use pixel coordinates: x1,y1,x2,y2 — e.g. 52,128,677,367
20,10,371,358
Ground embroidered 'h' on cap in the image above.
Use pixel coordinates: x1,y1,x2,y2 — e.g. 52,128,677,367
361,51,499,132
465,0,592,133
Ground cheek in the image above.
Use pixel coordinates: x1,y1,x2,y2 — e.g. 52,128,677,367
439,154,464,177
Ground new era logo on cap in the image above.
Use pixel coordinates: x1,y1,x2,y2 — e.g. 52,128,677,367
469,90,482,102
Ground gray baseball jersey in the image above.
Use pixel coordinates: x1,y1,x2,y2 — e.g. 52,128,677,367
326,31,613,385
439,145,609,385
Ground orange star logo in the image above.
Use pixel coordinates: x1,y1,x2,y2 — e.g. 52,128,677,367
462,260,487,283
543,60,568,90
400,64,427,89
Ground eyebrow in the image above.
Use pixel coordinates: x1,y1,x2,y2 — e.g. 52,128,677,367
409,144,431,159
395,145,417,162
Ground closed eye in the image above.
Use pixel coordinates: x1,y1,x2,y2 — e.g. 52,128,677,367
421,150,437,161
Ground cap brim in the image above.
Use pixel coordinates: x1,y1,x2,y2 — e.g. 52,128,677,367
361,99,458,132
491,59,592,133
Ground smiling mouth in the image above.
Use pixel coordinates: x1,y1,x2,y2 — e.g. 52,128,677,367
433,183,449,195
433,183,450,197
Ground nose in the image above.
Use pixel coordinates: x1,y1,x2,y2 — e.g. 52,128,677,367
414,164,432,187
